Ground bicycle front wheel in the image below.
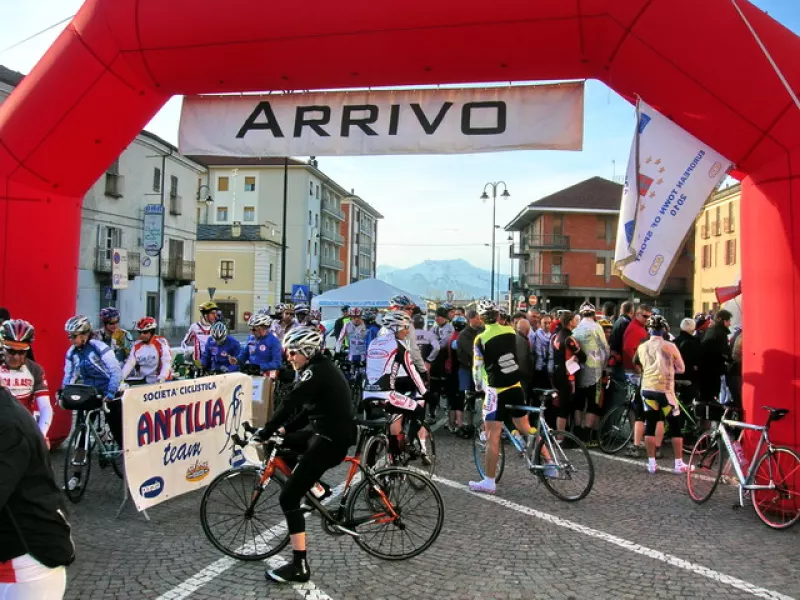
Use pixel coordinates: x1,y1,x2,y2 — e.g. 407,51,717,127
686,432,723,504
200,467,289,561
63,424,92,503
473,420,505,483
598,404,633,454
751,446,800,530
534,431,594,502
346,467,444,560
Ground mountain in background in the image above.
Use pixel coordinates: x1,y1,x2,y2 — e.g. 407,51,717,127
376,259,510,301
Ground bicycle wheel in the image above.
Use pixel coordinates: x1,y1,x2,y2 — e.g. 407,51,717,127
405,419,435,486
686,432,723,504
534,431,594,502
751,446,800,530
363,434,392,471
680,418,703,458
473,420,505,483
63,424,92,503
598,404,633,454
200,467,289,561
346,467,444,560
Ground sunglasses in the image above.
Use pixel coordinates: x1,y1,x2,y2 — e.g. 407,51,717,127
5,348,27,356
69,334,82,339
107,320,120,325
286,349,301,357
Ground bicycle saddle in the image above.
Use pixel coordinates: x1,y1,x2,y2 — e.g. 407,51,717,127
355,417,389,428
763,406,790,421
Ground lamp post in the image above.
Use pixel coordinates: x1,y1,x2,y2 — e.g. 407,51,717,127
197,184,213,224
480,182,510,302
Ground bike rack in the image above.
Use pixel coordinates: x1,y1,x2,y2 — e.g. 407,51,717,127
116,468,150,522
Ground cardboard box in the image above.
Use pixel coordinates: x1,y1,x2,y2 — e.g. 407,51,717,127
250,376,274,427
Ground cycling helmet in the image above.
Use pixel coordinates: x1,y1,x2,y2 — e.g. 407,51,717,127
452,315,467,331
276,302,294,314
294,304,310,315
256,305,271,315
498,305,509,317
349,307,363,317
382,310,412,332
210,321,228,342
282,326,324,358
579,302,596,317
363,310,377,324
476,299,499,317
199,301,218,314
412,314,425,329
136,317,158,332
440,301,454,311
1,319,35,350
341,305,350,314
389,294,414,309
99,307,120,324
435,307,450,319
646,314,668,331
308,310,322,325
65,315,92,336
248,313,272,328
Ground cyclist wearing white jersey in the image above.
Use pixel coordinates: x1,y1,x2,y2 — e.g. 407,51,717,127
335,308,367,363
121,317,172,385
182,301,218,365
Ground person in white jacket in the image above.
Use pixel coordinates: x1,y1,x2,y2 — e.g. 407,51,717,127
121,317,172,385
384,295,427,376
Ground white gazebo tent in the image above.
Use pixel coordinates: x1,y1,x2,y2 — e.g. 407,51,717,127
311,278,424,321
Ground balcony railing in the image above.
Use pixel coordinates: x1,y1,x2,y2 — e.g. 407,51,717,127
161,258,195,283
723,217,735,233
712,221,722,236
509,244,526,259
320,255,344,271
319,282,338,293
127,251,141,277
320,228,345,245
700,224,710,239
527,234,570,250
526,273,570,288
322,199,345,221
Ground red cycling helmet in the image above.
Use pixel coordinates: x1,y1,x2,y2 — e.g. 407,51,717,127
135,317,158,332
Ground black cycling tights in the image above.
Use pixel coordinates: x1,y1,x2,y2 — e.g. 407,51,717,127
106,401,123,450
279,430,350,535
644,410,685,438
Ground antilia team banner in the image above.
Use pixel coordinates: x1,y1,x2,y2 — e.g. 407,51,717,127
178,83,584,156
613,100,732,295
123,374,253,511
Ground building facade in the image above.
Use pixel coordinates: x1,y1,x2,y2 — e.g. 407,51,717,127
506,176,694,324
693,183,741,314
341,196,383,286
194,224,283,330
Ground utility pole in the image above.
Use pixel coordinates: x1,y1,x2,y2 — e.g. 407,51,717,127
280,157,289,301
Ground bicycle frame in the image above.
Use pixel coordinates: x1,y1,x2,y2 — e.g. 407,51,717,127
715,417,774,493
79,408,122,461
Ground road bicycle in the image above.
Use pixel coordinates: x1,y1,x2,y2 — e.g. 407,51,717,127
58,385,124,503
687,405,800,530
473,388,594,502
200,419,445,561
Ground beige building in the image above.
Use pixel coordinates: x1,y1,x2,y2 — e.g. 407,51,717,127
194,224,283,331
693,183,741,314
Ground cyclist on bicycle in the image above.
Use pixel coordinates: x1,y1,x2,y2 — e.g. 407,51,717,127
363,311,431,466
335,307,367,363
120,317,172,385
233,314,282,374
0,319,52,442
363,310,381,351
181,301,218,366
634,314,688,474
93,307,133,365
62,315,123,490
270,303,298,342
202,321,241,374
255,326,355,585
387,294,428,376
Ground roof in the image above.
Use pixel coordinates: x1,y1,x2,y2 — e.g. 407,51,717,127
0,65,24,87
187,156,308,168
197,223,281,243
311,278,424,308
342,195,384,220
505,176,623,231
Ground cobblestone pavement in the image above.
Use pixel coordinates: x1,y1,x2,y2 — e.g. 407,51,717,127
55,421,799,600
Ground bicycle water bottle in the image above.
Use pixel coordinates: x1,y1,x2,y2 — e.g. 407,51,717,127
511,429,525,449
732,440,749,473
310,480,329,499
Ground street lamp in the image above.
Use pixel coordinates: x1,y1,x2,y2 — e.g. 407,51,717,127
197,184,213,223
480,182,510,302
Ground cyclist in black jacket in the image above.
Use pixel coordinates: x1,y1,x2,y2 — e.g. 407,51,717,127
257,326,355,585
0,386,74,599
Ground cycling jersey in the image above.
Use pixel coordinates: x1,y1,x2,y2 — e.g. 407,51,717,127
62,340,122,399
0,359,52,437
336,321,367,361
181,320,212,362
380,323,427,374
431,321,454,353
238,332,282,372
364,324,381,351
414,327,441,362
121,337,172,384
365,333,427,396
202,336,242,373
473,323,521,392
270,319,298,342
93,327,133,365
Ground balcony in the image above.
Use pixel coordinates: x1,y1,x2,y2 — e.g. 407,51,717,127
509,243,526,259
319,282,338,293
723,217,735,233
320,228,345,245
527,234,570,250
322,199,345,221
161,258,195,283
662,277,689,294
700,224,710,239
127,252,141,277
712,221,722,236
526,273,570,289
95,249,140,278
359,243,373,256
320,255,344,271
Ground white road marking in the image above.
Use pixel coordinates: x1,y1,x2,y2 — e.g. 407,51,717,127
433,475,794,600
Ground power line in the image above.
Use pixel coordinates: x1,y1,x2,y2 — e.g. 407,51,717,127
0,15,75,57
376,243,493,247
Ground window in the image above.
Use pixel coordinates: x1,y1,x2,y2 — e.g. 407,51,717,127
596,217,606,239
146,292,159,320
166,289,176,320
595,256,606,276
316,185,320,199
153,167,161,192
551,253,562,275
310,182,314,195
702,301,710,314
701,244,712,269
218,177,229,192
217,206,229,222
170,175,179,198
243,206,255,222
315,213,319,228
220,260,234,280
269,263,273,281
314,242,318,256
244,176,256,192
307,239,311,254
713,205,721,235
105,159,123,197
725,239,737,265
552,215,563,236
308,210,312,225
725,202,735,233
103,226,123,259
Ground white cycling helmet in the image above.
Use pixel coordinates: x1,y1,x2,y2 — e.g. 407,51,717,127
282,326,324,358
248,313,272,329
210,321,228,341
65,315,92,336
579,302,596,317
382,310,412,333
476,299,499,317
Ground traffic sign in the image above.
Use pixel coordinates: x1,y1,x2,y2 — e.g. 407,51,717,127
528,294,538,306
208,287,217,300
291,284,310,304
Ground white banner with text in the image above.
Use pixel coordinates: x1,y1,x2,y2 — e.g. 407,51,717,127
179,83,584,156
613,100,731,295
123,374,253,511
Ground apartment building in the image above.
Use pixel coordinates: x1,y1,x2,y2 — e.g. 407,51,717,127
341,196,383,286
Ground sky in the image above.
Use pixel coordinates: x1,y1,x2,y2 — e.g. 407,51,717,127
2,1,799,272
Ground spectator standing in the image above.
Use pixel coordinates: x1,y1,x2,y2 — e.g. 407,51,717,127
698,310,733,404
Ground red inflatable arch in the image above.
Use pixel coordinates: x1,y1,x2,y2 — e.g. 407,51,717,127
1,0,799,446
